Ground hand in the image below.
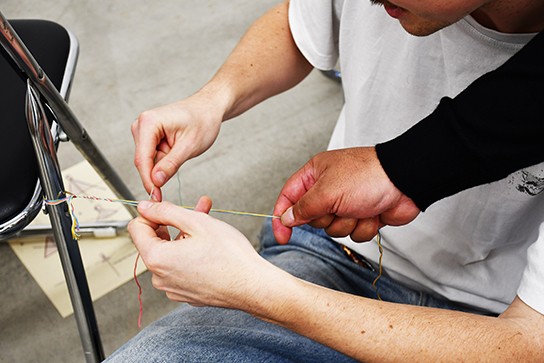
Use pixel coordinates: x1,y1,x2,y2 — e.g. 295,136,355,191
132,93,223,200
128,197,274,308
273,147,420,244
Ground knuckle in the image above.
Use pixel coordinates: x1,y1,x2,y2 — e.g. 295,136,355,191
130,121,138,136
312,150,328,162
296,198,311,218
150,273,163,289
133,154,146,168
145,251,163,274
132,111,153,133
164,291,175,301
159,157,180,176
165,292,183,303
127,219,137,234
137,110,157,124
154,200,171,212
127,217,147,235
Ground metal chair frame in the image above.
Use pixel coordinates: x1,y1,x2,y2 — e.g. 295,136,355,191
0,12,137,363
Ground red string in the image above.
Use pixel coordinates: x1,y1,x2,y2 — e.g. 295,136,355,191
134,252,143,328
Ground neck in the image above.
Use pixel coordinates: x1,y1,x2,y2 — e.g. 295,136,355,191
472,0,544,33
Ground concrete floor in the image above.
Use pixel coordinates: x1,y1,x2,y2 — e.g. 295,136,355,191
0,1,342,361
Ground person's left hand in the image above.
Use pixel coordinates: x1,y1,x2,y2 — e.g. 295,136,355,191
273,147,420,244
128,197,274,308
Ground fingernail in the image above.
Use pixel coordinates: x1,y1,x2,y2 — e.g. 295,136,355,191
281,207,295,226
150,189,160,202
154,171,167,186
139,200,154,210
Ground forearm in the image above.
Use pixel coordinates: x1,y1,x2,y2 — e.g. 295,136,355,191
198,1,313,121
248,269,542,362
376,31,544,210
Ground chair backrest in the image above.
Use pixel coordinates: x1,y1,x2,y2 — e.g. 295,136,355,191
0,19,78,240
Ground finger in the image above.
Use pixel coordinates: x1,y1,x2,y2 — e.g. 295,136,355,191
274,163,317,223
154,149,167,165
152,141,194,188
166,197,213,241
132,117,164,194
156,139,172,156
156,225,171,241
146,184,163,202
272,217,292,245
137,200,205,236
275,211,333,245
152,187,163,202
350,217,380,242
127,216,164,257
308,214,335,229
194,195,212,214
324,217,358,238
380,198,420,226
274,162,317,244
153,140,174,172
290,182,335,225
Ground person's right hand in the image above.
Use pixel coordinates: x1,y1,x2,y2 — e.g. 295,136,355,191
132,92,223,200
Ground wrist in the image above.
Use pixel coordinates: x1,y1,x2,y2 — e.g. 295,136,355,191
237,261,306,323
195,78,239,122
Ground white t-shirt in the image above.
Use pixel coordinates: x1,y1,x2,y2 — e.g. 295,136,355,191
289,0,543,314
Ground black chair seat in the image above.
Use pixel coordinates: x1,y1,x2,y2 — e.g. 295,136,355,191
0,20,71,226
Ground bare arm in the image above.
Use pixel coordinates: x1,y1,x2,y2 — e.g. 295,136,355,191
205,0,313,120
133,0,313,195
256,276,544,362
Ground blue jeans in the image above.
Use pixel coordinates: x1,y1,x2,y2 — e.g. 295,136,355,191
106,221,481,362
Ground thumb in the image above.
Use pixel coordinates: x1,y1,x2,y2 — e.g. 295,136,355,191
138,200,201,234
152,159,180,188
281,183,330,227
152,142,193,187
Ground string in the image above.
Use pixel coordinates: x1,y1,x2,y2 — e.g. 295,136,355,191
371,232,383,301
44,192,280,222
134,251,143,328
45,193,82,240
133,186,155,328
176,171,183,206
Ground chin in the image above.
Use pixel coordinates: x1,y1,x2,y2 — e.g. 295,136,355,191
399,19,453,36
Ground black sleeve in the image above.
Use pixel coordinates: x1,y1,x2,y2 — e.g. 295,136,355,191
375,31,544,211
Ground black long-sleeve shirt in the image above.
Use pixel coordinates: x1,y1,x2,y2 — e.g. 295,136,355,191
376,31,544,211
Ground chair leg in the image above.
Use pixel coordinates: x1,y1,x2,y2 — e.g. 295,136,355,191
26,82,105,363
